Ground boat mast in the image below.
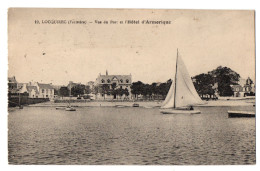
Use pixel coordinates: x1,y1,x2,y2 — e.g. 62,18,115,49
18,91,21,107
173,48,178,108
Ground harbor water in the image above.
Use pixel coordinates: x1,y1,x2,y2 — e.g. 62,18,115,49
8,106,255,165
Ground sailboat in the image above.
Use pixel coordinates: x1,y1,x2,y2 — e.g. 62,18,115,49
160,49,203,114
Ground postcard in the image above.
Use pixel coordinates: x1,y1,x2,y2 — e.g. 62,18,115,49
8,8,255,165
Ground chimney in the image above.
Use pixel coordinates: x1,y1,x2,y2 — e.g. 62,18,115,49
106,70,108,76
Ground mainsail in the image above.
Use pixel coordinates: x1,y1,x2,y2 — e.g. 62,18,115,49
161,50,203,109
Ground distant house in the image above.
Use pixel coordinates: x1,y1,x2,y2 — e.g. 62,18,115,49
19,82,54,99
231,77,255,97
36,83,55,99
26,86,39,98
8,76,18,93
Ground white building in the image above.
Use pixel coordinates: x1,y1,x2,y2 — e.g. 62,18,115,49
19,82,54,99
95,70,132,99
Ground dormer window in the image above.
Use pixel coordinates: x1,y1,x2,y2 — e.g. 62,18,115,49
120,79,123,83
126,79,129,83
101,79,105,83
107,79,111,83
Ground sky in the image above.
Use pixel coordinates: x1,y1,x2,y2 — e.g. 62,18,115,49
8,8,255,85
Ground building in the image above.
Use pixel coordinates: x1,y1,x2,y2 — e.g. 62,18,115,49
19,82,55,99
95,70,132,99
26,86,39,98
8,76,18,93
231,77,255,97
36,83,55,99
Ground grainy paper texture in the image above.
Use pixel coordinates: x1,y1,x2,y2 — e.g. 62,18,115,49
8,8,255,165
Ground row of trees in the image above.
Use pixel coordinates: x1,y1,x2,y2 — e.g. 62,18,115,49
57,84,91,97
56,66,249,99
130,80,172,100
130,66,244,99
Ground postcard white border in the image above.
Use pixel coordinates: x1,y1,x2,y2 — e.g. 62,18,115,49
0,1,258,171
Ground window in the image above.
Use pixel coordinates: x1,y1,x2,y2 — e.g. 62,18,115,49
107,79,111,83
126,79,129,83
46,95,48,97
42,89,44,93
101,79,105,83
120,79,123,83
120,86,122,89
46,89,48,93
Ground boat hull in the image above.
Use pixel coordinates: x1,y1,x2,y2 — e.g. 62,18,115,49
132,103,139,107
56,107,65,110
160,109,201,114
228,111,255,118
65,107,76,111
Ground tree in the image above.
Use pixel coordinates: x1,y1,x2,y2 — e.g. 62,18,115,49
117,87,124,99
158,83,169,99
71,84,86,97
124,88,129,97
131,81,145,99
100,84,110,99
85,85,91,94
59,86,69,97
193,66,240,97
210,66,240,96
193,73,215,98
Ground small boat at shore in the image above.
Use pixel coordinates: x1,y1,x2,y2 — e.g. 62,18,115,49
56,107,65,110
160,49,204,114
65,106,76,111
133,103,139,107
228,111,255,118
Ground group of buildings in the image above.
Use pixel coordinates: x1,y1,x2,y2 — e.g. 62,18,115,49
8,76,55,99
8,70,133,100
231,77,255,97
8,71,255,101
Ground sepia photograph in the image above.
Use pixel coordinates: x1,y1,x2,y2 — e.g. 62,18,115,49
7,8,255,165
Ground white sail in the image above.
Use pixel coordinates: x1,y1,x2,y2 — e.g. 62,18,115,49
161,51,203,109
175,56,203,108
161,80,175,108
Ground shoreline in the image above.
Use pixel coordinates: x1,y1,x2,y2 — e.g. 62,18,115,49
25,99,255,108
